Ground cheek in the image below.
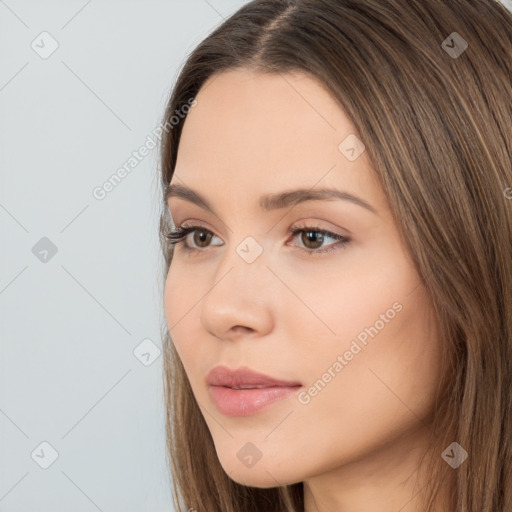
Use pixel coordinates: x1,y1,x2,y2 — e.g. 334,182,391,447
163,265,177,323
300,287,440,448
276,241,417,350
163,262,201,364
280,247,441,451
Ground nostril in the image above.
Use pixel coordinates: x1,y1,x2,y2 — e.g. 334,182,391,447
231,325,254,335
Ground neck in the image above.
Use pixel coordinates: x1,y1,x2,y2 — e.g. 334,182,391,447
302,425,454,512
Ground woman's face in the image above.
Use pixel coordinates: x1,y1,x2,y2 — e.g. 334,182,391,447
164,69,442,492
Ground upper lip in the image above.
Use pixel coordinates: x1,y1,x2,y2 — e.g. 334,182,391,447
206,365,302,389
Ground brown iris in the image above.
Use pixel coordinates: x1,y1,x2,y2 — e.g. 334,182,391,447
301,230,324,249
193,229,213,248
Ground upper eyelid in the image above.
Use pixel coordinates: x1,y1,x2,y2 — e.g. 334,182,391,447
169,209,350,234
167,202,355,234
167,207,232,233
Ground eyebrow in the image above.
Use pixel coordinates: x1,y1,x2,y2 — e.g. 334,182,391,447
165,183,378,215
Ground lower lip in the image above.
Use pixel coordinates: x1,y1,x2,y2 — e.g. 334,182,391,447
208,385,301,416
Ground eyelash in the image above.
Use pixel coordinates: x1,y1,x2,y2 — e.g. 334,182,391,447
164,224,350,256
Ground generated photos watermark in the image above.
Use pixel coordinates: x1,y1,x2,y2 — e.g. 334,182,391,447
92,97,197,201
297,301,403,405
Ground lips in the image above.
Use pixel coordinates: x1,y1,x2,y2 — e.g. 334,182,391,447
206,365,303,416
206,365,301,389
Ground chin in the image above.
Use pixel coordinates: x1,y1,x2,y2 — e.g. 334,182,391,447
226,468,296,488
218,454,300,488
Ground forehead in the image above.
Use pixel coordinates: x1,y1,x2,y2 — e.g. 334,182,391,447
177,69,349,166
172,69,384,214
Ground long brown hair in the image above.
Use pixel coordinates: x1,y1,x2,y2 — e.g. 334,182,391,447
158,1,512,510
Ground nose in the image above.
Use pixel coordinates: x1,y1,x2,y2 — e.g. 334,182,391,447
199,239,276,342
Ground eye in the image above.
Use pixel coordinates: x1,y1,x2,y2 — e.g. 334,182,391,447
288,226,350,255
164,224,222,251
164,224,350,256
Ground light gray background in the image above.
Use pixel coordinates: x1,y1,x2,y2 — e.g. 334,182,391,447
501,0,512,12
2,1,511,511
0,1,249,511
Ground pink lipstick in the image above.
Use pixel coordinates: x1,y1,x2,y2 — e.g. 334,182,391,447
206,365,302,416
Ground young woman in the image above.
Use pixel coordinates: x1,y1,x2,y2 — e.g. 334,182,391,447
158,1,512,510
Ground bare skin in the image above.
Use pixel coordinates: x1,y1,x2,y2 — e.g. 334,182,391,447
164,68,451,512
